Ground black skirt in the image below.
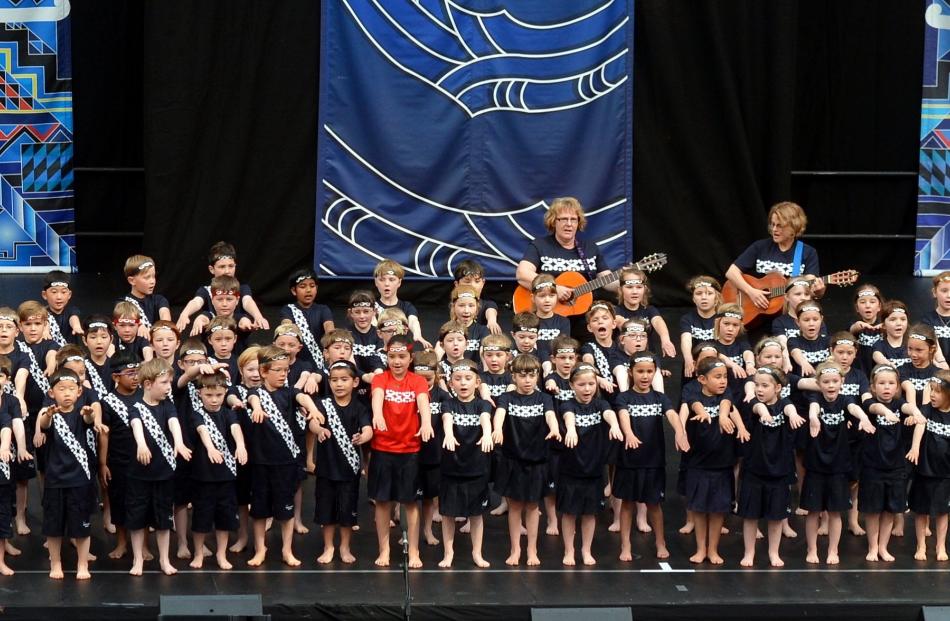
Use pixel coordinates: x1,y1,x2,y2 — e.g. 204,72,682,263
494,454,548,504
685,468,734,514
612,467,665,504
908,474,950,516
367,451,419,504
736,471,790,521
545,451,561,497
439,474,489,518
556,473,605,516
858,467,907,515
800,471,851,512
416,463,440,500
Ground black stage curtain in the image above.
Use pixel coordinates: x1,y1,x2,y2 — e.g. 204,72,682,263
141,0,922,307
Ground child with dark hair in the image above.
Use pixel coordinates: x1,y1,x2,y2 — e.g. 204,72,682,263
190,276,255,339
453,260,501,334
41,271,82,346
280,268,335,369
120,255,171,339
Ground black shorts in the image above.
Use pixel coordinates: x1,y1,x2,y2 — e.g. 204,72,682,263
612,467,666,505
736,471,791,521
439,474,490,518
314,477,360,527
235,462,252,506
249,463,298,520
495,454,548,505
416,463,440,500
859,468,907,514
685,468,734,514
42,484,95,538
556,474,605,516
545,450,561,497
105,466,130,528
909,474,950,516
173,460,195,507
191,480,239,533
367,451,419,504
0,484,12,539
800,471,851,513
125,477,175,531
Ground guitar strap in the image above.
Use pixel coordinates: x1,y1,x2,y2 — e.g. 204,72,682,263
573,240,596,281
791,241,804,277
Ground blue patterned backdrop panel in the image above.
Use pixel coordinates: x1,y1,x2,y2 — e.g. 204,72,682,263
0,0,73,273
315,0,634,279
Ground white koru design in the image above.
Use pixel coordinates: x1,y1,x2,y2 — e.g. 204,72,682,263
755,259,793,276
780,385,791,399
802,349,830,364
466,338,481,352
820,411,845,426
487,383,508,397
538,328,561,342
691,327,714,341
430,401,443,416
858,333,882,347
539,256,598,273
876,409,899,427
783,328,801,338
353,343,378,357
840,384,859,396
760,412,785,428
908,377,931,390
508,403,544,418
555,388,574,402
928,419,950,438
726,354,744,366
574,411,603,428
341,0,629,117
385,389,416,404
891,357,911,368
625,403,662,418
449,412,483,427
934,325,950,339
703,405,721,419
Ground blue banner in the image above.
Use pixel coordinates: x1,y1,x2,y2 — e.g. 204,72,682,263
0,0,73,273
316,0,633,279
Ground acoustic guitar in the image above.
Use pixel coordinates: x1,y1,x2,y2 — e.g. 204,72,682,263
721,270,860,327
512,253,668,317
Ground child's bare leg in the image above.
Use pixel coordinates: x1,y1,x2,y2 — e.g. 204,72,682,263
879,512,895,562
293,486,309,534
561,514,577,566
690,512,707,563
189,532,207,569
505,499,523,565
4,540,19,556
636,502,652,533
422,499,439,545
47,537,64,579
580,515,596,565
339,527,356,563
648,504,668,558
893,511,905,537
794,452,807,515
102,494,115,534
0,542,11,575
826,512,842,565
280,518,300,566
374,501,392,567
75,536,91,580
817,510,829,536
490,496,508,516
247,518,268,566
765,520,784,566
915,513,929,560
607,495,621,533
848,484,864,535
317,525,335,564
404,502,422,568
109,526,128,559
679,509,695,534
544,495,558,535
15,482,29,535
805,512,820,564
937,513,949,561
470,515,489,567
174,505,190,559
439,513,455,568
214,530,231,569
782,517,797,538
865,513,881,561
707,513,725,564
130,529,145,575
230,505,249,552
618,501,634,562
740,519,757,567
525,502,541,565
157,530,176,575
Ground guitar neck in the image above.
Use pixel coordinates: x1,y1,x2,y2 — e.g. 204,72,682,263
765,274,835,300
573,270,620,297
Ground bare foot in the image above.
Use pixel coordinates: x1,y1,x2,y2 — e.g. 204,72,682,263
247,549,267,567
806,552,820,564
0,563,13,576
689,552,705,564
880,549,895,562
459,520,471,534
143,549,155,562
229,540,247,554
545,524,559,536
740,555,754,567
506,549,521,566
265,517,273,531
282,553,302,567
375,553,390,567
340,550,356,564
294,521,310,535
76,567,91,581
892,528,904,537
108,545,127,560
15,520,30,536
826,553,839,565
176,547,192,560
708,553,724,565
637,520,652,534
490,500,508,516
849,525,866,536
927,527,933,537
438,553,453,568
866,551,879,562
937,550,948,562
189,555,204,569
562,554,575,566
317,548,335,564
49,562,64,580
915,547,928,561
817,523,829,536
619,549,632,562
795,508,808,516
424,532,440,546
129,559,144,576
161,561,178,576
201,545,212,558
679,522,694,535
104,522,117,535
720,526,730,535
408,554,423,569
608,521,620,533
782,524,798,538
769,555,785,568
4,542,20,556
473,555,490,568
656,545,670,559
526,553,541,566
217,556,233,570
755,529,764,540
582,553,596,566
86,551,97,562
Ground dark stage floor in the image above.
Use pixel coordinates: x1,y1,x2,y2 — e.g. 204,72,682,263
0,274,945,620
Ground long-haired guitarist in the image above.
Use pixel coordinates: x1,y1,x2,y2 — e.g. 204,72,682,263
516,197,616,304
724,202,825,309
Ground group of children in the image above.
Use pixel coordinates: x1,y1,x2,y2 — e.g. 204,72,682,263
3,240,950,579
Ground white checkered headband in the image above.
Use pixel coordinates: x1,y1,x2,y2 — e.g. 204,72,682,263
532,281,555,292
784,279,811,292
909,333,932,343
0,313,16,324
818,366,842,376
622,278,644,286
833,337,855,348
717,310,742,320
631,354,655,366
856,289,878,298
797,304,821,315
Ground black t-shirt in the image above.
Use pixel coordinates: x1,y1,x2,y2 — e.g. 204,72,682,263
280,302,334,367
15,338,58,412
901,364,939,409
288,358,316,391
420,386,451,466
128,398,178,481
0,397,13,484
85,358,113,395
872,339,910,369
770,314,829,341
787,334,830,375
464,323,490,358
120,293,169,326
615,389,672,469
686,391,736,470
480,371,511,400
496,390,555,463
44,406,94,488
581,340,622,383
440,397,493,477
854,326,882,375
804,394,855,474
314,396,371,481
351,326,384,372
247,386,302,465
717,338,752,400
559,397,614,478
537,315,571,359
101,390,139,466
733,239,820,278
476,300,499,326
47,305,81,345
862,397,908,472
679,310,715,342
917,404,950,479
374,299,418,320
190,405,239,482
544,373,575,404
521,235,607,278
744,398,797,478
116,335,150,361
920,311,950,367
840,368,870,401
196,284,253,310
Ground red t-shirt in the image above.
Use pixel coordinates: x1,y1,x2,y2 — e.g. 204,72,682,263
370,370,429,454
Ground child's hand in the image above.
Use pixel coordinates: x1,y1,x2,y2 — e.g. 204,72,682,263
80,405,94,418
624,432,641,450
731,363,747,379
674,431,690,452
809,416,820,438
743,390,755,404
33,430,46,448
882,410,901,425
17,447,32,462
487,320,502,336
782,360,793,374
661,368,672,378
661,340,676,358
207,446,224,464
909,411,927,426
238,317,254,331
303,375,319,394
235,445,248,465
176,316,190,332
719,414,735,435
597,376,614,394
0,447,10,463
372,415,388,432
137,324,150,339
42,326,51,341
310,409,326,425
800,361,816,377
690,410,711,424
251,407,268,424
442,434,459,452
906,446,920,465
99,464,111,486
608,424,623,442
789,413,805,429
479,433,493,453
253,315,270,331
416,424,434,442
683,358,695,378
176,444,193,461
545,427,561,443
858,417,876,435
545,380,558,394
564,428,578,448
417,337,433,350
759,411,775,426
316,426,331,442
491,429,504,445
736,427,751,443
137,444,152,465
